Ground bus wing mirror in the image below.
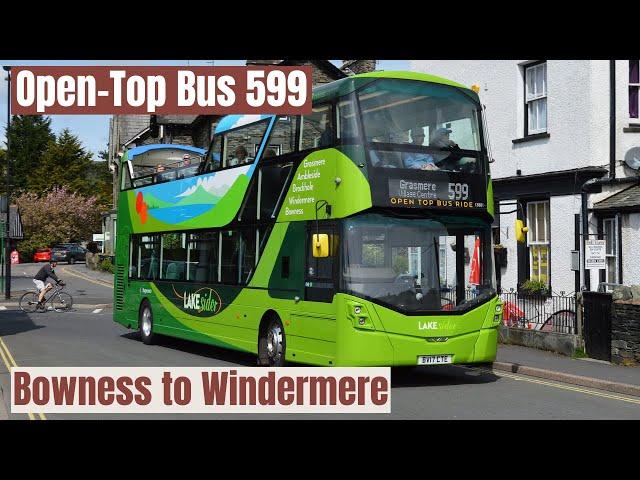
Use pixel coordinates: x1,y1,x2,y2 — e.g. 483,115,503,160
312,234,329,258
515,219,529,243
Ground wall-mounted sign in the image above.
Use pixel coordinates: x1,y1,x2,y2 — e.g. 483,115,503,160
585,240,606,270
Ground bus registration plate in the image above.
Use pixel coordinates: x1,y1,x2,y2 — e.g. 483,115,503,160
417,355,452,365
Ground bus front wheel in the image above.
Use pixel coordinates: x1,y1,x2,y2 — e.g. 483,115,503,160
258,316,286,367
139,301,156,345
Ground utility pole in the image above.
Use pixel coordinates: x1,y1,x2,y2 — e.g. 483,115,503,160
3,65,11,300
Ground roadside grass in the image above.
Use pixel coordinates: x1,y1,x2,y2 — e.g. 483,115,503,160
572,347,587,359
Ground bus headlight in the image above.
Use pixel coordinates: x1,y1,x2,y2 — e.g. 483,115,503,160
347,302,375,330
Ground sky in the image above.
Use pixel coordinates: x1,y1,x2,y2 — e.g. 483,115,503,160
0,59,410,158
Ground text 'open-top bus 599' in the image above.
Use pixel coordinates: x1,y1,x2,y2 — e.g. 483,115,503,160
114,71,503,367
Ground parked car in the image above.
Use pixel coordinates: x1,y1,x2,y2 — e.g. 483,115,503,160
51,244,87,264
33,248,52,263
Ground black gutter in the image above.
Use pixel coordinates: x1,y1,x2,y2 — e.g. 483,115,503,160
610,60,616,178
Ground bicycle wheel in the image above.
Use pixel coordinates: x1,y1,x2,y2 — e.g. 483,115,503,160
19,292,40,313
53,292,74,312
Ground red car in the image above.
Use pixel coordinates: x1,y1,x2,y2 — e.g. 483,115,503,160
33,248,52,263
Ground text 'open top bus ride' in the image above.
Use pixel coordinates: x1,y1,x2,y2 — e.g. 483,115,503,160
114,71,502,367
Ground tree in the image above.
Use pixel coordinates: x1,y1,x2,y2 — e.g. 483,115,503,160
0,148,5,196
27,129,95,197
86,147,115,210
5,115,55,193
15,187,101,261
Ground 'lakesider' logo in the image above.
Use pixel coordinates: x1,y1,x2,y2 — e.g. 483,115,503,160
418,321,438,330
172,285,222,315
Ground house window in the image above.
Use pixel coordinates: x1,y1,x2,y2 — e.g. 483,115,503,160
527,200,550,286
603,217,618,284
525,62,547,135
630,60,639,119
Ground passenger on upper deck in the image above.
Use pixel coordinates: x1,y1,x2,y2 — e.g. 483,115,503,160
178,154,199,179
430,127,459,150
402,128,438,170
229,146,250,166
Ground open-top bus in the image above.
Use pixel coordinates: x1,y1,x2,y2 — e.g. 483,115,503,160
114,71,502,367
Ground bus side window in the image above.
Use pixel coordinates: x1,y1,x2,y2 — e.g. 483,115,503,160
139,235,160,280
224,120,269,168
129,236,139,278
301,104,334,150
220,230,240,284
187,232,219,283
161,233,187,281
268,116,300,155
259,161,293,220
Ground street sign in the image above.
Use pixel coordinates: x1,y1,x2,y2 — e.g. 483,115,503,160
585,239,606,270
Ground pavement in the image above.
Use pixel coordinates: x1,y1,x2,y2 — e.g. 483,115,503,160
493,344,640,397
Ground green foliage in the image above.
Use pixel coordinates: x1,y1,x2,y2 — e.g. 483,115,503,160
5,115,56,193
521,279,549,295
15,187,101,260
98,258,115,274
0,149,5,191
27,129,95,197
86,159,114,210
572,347,587,359
362,243,385,267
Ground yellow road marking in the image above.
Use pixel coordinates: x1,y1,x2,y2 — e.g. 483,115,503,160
59,266,113,288
0,338,46,420
478,367,640,406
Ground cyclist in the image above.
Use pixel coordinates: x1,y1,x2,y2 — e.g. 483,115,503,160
33,260,65,311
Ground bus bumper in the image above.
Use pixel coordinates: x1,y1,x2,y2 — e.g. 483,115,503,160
334,326,498,366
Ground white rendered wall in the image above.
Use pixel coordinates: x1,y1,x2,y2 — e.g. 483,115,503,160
622,213,640,286
409,60,610,179
497,199,518,291
550,195,582,294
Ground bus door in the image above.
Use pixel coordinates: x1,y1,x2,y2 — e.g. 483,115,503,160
305,222,338,304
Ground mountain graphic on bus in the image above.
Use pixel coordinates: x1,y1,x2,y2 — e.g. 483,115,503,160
130,165,252,230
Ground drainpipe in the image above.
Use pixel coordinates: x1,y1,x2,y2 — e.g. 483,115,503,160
610,60,616,178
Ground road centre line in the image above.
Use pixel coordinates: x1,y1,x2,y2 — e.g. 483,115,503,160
0,338,46,420
476,367,640,406
59,266,113,288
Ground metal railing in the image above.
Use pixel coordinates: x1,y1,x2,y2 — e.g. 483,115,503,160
499,289,577,334
439,287,577,334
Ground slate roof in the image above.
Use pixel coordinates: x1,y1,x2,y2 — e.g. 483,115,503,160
593,183,640,213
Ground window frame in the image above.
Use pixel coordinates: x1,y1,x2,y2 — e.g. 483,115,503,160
526,199,551,287
629,60,639,120
603,217,618,284
524,61,548,136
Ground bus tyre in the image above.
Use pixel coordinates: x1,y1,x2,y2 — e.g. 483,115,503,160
258,316,286,367
139,301,156,345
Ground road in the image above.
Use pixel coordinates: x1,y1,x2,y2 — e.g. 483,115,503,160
1,264,640,419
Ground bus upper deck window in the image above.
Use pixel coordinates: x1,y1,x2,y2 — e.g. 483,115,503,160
301,104,334,150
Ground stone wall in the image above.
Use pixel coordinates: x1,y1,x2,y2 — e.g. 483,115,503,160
499,325,579,356
611,285,640,365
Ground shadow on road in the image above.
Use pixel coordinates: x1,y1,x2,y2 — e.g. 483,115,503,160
390,365,499,388
120,331,257,366
0,310,46,337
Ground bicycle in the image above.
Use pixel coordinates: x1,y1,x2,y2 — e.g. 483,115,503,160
19,282,73,313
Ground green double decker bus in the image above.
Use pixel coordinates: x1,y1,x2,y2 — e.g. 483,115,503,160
114,71,502,367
